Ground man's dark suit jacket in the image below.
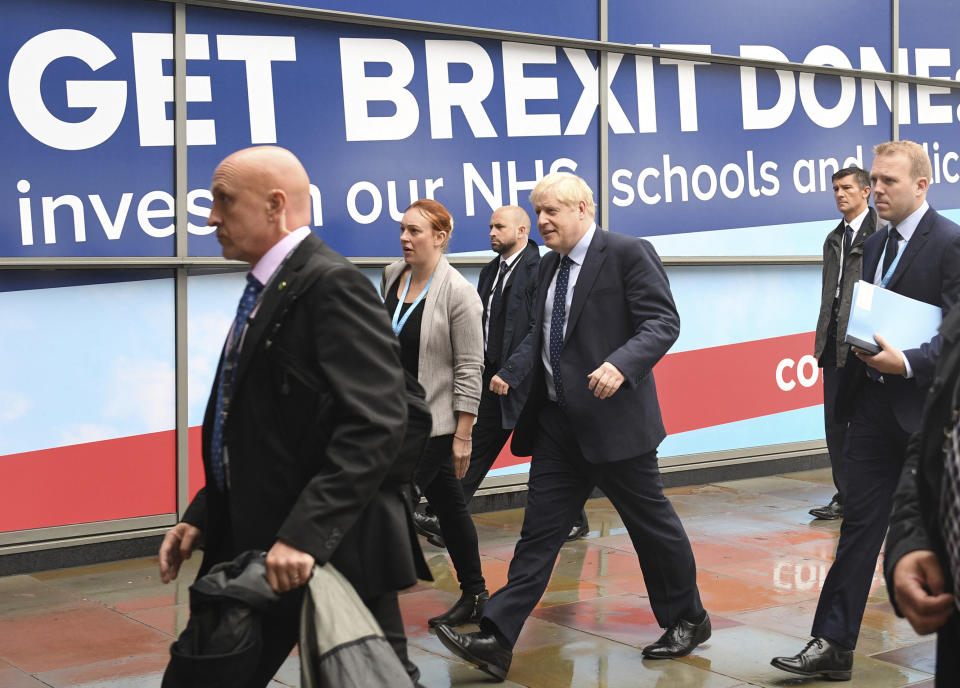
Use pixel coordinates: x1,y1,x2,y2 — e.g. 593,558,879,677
814,207,881,366
885,302,960,602
839,207,960,432
478,239,540,429
183,233,425,601
499,228,680,463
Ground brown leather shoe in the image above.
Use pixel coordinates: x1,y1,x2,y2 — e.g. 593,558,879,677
771,637,853,680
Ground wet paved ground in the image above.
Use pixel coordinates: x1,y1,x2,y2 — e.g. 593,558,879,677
0,468,936,687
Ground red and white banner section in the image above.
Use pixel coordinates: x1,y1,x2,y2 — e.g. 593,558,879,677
488,331,823,472
0,431,176,532
0,332,821,532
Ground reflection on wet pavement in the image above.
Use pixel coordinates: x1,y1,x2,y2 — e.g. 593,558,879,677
0,468,936,686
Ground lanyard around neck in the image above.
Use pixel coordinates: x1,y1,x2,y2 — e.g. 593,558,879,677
392,269,434,335
879,241,907,288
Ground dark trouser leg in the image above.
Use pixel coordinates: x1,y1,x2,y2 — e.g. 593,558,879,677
482,403,594,646
811,383,908,649
245,589,420,688
822,363,848,504
416,435,486,594
365,590,421,686
594,452,703,628
461,386,512,503
244,592,302,688
936,614,960,688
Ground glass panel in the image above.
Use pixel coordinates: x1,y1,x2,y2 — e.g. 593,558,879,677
0,270,176,532
608,56,893,255
214,0,598,39
186,6,600,258
659,264,824,457
3,0,175,258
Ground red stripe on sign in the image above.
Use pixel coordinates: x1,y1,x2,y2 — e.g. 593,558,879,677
655,331,822,434
0,431,176,533
492,331,823,467
0,332,823,531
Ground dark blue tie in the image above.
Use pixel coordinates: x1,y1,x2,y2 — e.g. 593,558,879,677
550,256,572,407
881,227,901,279
210,275,263,491
485,260,511,364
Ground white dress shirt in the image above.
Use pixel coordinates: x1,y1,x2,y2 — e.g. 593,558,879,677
541,223,597,402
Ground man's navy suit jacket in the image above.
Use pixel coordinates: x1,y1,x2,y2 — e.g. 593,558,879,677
500,228,680,463
851,206,960,432
478,239,540,430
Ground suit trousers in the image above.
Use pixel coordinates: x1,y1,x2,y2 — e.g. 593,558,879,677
245,588,419,688
482,402,703,646
821,364,848,504
812,380,909,649
415,434,486,595
935,614,960,687
820,320,848,504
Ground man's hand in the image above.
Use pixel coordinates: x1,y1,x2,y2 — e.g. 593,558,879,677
452,436,471,479
266,540,315,593
158,522,202,583
490,374,510,395
587,362,625,399
892,550,954,635
855,333,907,375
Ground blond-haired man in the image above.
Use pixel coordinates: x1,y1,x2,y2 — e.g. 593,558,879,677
773,141,960,680
436,173,709,681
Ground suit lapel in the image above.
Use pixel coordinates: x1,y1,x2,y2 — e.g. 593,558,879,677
564,229,607,345
233,235,317,390
862,229,884,286
886,208,934,291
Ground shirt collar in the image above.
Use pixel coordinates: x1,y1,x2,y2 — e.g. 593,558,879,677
892,201,928,242
565,222,596,266
500,245,523,269
251,226,311,286
846,206,870,233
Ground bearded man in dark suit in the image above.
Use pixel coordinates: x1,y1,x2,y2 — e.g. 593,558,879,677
157,146,426,687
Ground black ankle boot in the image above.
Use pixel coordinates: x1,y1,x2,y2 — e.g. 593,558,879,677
428,590,489,627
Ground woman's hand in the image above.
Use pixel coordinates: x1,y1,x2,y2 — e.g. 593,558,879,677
452,435,472,479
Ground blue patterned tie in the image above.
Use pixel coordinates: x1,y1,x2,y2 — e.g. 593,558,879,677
210,275,263,491
550,256,572,407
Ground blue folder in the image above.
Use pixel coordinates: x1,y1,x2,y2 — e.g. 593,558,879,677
844,280,942,355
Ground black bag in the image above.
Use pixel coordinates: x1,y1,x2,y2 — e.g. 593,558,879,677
162,551,280,688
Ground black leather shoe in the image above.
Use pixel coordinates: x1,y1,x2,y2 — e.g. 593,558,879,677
435,625,512,681
771,637,853,680
565,513,589,541
642,613,711,658
809,497,844,520
413,511,445,548
428,590,489,627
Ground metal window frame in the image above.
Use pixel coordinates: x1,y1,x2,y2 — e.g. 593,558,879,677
0,0,925,548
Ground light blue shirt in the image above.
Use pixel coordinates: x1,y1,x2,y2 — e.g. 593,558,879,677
542,222,597,402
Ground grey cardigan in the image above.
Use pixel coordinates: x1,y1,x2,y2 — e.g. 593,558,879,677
381,256,483,436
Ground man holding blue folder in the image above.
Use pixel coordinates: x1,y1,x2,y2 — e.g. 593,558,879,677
773,141,960,680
